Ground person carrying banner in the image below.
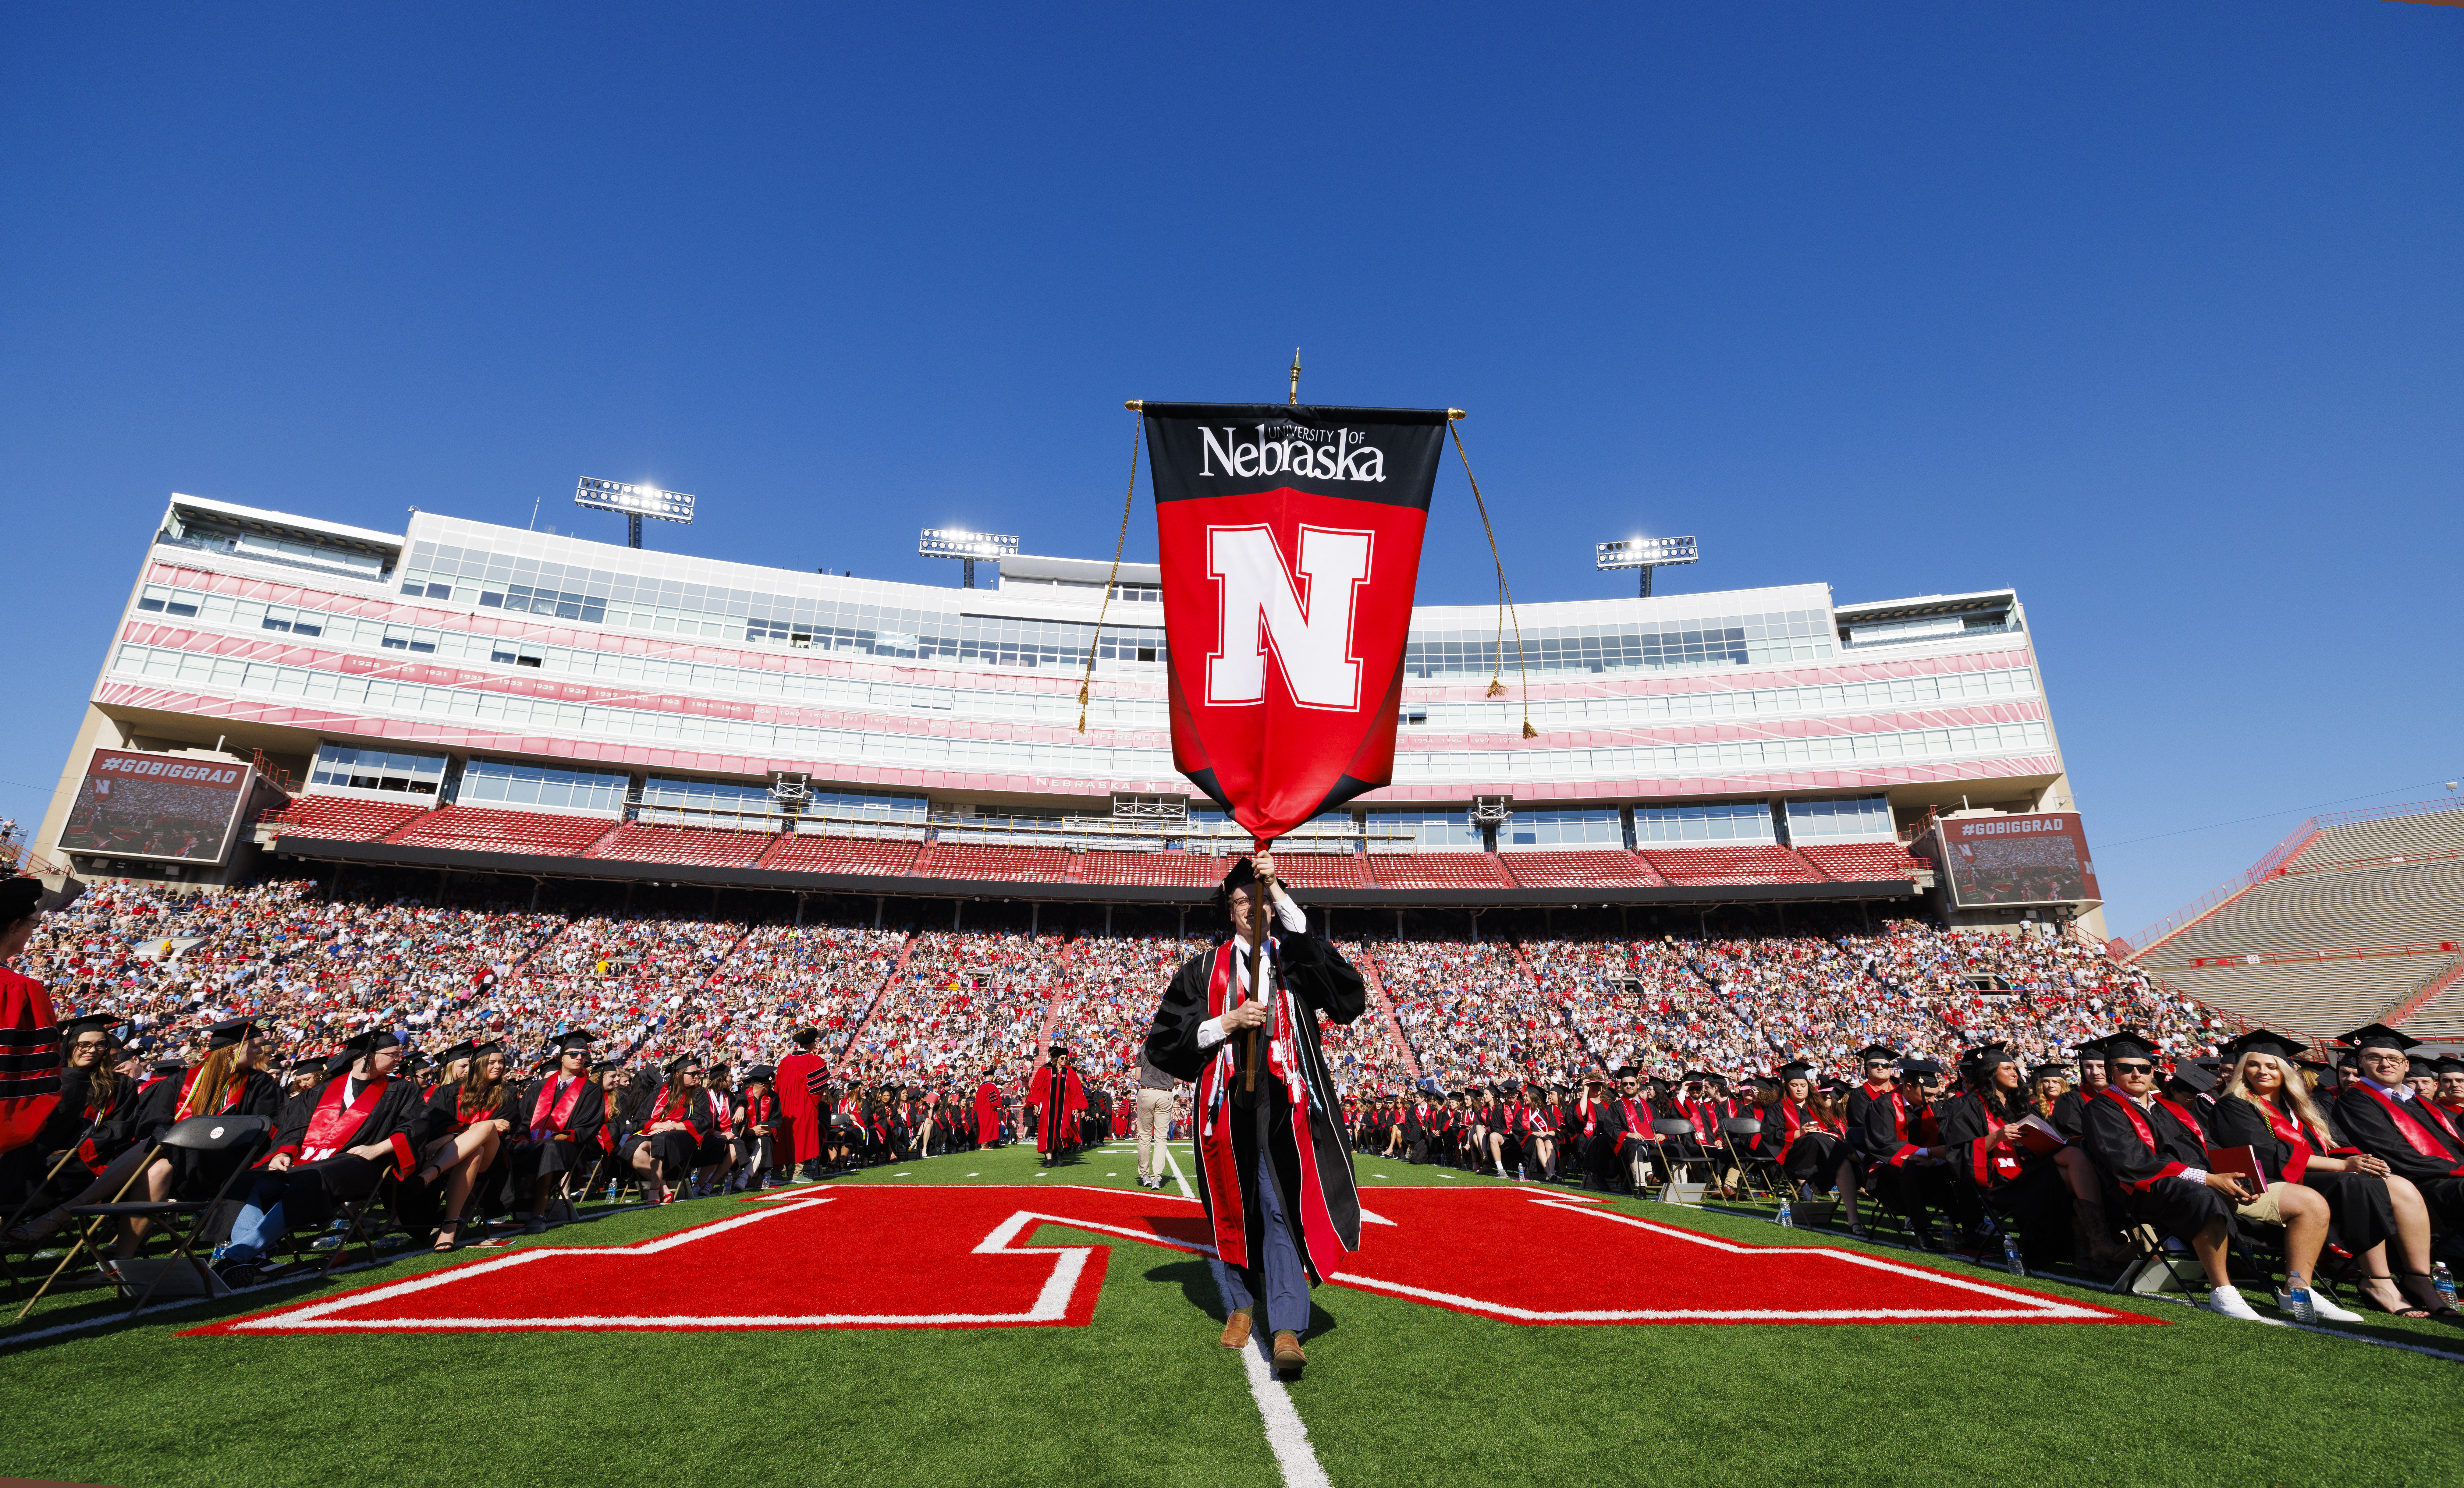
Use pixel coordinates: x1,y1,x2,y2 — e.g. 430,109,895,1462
1144,855,1365,1377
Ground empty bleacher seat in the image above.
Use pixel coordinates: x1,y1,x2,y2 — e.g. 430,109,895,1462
1797,841,1925,883
1369,854,1514,890
1076,851,1227,887
384,806,616,856
756,834,921,876
266,794,430,844
1639,845,1825,885
1275,853,1372,890
1499,850,1667,889
585,821,767,869
909,842,1068,883
2286,809,2464,870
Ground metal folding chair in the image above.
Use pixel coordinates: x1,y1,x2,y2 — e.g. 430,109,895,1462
50,1115,272,1317
1719,1118,1782,1201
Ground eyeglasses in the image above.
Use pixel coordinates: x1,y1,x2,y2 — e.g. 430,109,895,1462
2110,1061,2155,1074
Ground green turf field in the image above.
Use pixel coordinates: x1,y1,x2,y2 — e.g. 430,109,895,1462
4,1143,2460,1488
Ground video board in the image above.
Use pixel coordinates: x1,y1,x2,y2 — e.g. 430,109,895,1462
57,748,257,866
1933,811,2102,909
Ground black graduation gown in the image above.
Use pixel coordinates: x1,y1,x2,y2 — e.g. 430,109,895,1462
515,1072,610,1183
2050,1086,2101,1142
622,1089,712,1174
1143,923,1365,1285
2332,1082,2464,1226
1937,1090,2071,1264
137,1064,286,1200
2207,1095,2395,1256
265,1073,429,1228
2081,1089,2228,1243
23,1066,146,1202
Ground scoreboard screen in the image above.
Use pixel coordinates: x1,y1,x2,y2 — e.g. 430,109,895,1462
57,748,257,866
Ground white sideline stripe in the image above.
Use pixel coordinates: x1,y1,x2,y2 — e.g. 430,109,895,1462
224,1193,1216,1333
1164,1142,1195,1200
1240,1341,1333,1488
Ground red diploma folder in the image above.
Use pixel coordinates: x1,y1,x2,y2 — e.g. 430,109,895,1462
2207,1143,2270,1193
2012,1114,2067,1156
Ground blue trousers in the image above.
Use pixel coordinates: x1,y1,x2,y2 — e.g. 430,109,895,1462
1211,1144,1310,1340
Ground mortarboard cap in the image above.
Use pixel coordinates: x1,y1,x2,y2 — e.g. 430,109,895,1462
1777,1061,1814,1081
433,1040,475,1067
60,1013,118,1041
2408,1056,2439,1079
1899,1058,1943,1077
1855,1044,1899,1065
548,1029,595,1053
2218,1028,2307,1063
151,1058,186,1077
790,1027,819,1047
205,1017,261,1050
2026,1063,2069,1084
2338,1023,2418,1053
2101,1034,2158,1063
2167,1061,2220,1095
665,1053,701,1074
746,1065,776,1083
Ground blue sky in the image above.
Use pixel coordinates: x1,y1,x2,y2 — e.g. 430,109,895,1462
2,4,2457,937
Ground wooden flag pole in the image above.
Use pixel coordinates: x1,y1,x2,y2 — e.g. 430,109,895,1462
1245,845,1276,1092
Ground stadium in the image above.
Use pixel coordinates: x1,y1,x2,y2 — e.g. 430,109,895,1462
4,477,2460,1487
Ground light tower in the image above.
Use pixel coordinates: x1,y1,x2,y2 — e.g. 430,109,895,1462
1595,535,1699,598
574,477,696,549
918,527,1019,589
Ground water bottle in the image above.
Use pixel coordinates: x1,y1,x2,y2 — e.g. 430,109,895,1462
2001,1233,2024,1277
1774,1197,1793,1228
2284,1281,2317,1324
2436,1262,2459,1310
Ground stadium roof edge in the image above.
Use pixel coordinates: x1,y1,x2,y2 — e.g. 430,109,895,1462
1834,589,2016,621
165,493,406,554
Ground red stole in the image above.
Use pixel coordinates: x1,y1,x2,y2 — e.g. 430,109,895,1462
174,1062,247,1118
301,1075,389,1163
529,1073,588,1138
2349,1082,2464,1174
1967,1095,2026,1187
2249,1094,2328,1184
2097,1086,2205,1191
1192,938,1348,1280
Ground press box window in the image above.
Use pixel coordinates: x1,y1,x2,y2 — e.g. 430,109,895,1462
309,744,448,795
490,647,544,668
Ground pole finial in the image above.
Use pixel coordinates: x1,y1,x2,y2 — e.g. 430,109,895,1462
1288,348,1302,406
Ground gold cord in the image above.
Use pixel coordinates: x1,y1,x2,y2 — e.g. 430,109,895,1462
1077,415,1144,734
1448,421,1537,738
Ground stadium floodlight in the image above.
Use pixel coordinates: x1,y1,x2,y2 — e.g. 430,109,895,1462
1596,535,1699,598
576,477,696,549
918,527,1019,590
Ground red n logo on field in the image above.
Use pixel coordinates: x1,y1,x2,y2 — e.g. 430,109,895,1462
1204,524,1374,711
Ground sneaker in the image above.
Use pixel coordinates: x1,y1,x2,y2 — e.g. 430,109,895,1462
522,1217,549,1235
2280,1287,2362,1324
2207,1285,2263,1321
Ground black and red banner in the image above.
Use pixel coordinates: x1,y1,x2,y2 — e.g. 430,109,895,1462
1143,402,1448,845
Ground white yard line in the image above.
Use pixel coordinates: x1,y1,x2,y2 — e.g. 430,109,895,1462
1162,1142,1195,1200
1238,1339,1333,1488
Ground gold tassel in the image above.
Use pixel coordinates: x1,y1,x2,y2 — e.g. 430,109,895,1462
1485,679,1505,699
1522,719,1539,739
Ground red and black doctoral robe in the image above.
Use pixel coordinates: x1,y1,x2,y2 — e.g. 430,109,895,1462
1027,1063,1087,1155
777,1050,826,1163
974,1079,1002,1145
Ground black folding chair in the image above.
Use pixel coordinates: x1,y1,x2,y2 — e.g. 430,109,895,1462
1649,1118,1701,1189
59,1115,272,1316
1719,1118,1782,1201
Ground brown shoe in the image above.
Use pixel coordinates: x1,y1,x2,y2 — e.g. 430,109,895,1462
1218,1307,1252,1349
1271,1329,1307,1373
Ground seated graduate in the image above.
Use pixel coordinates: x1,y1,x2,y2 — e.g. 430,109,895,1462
1522,1082,1560,1181
2436,1055,2464,1122
736,1065,779,1190
2081,1033,2335,1322
282,1059,323,1098
694,1063,741,1196
6,1014,148,1247
417,1040,516,1250
2210,1028,2444,1320
213,1028,426,1284
423,1041,474,1099
621,1054,712,1205
2049,1039,2108,1140
2329,1023,2464,1282
1771,1061,1859,1221
121,1017,286,1261
1937,1043,2129,1273
512,1030,605,1232
1846,1045,1975,1249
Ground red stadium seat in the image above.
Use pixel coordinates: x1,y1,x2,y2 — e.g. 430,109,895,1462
910,842,1069,883
1499,849,1667,889
584,821,769,869
1639,845,1826,885
1076,851,1228,887
1796,841,1925,883
756,834,921,876
382,805,617,857
1276,853,1371,890
1369,854,1515,890
264,794,430,844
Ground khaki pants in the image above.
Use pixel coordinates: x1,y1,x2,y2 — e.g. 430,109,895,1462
1135,1087,1175,1181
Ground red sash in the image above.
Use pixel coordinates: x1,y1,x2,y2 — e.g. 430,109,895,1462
172,1062,247,1118
2349,1082,2464,1176
301,1076,389,1163
529,1074,588,1139
2246,1095,2331,1184
1966,1095,2026,1188
1192,938,1348,1278
2096,1086,2204,1191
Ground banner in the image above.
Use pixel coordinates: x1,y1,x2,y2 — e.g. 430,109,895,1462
57,748,257,866
1933,812,2103,908
1143,402,1448,845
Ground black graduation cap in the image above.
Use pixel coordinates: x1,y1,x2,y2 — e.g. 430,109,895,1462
548,1029,596,1053
2166,1060,2221,1096
1215,856,1260,905
60,1012,118,1041
707,1062,731,1080
1680,1069,1714,1083
1899,1058,1943,1078
151,1058,186,1077
2071,1036,2113,1060
285,1058,322,1075
2408,1056,2440,1079
1048,1042,1069,1056
2219,1027,2308,1063
2101,1033,2158,1063
745,1064,776,1083
2432,1055,2464,1077
2339,1023,2419,1053
665,1053,701,1074
467,1040,502,1060
2026,1063,2069,1084
590,1058,623,1073
334,1027,401,1062
1777,1061,1814,1081
204,1017,260,1050
1614,1065,1641,1079
1855,1043,1899,1065
433,1040,475,1067
1960,1042,2017,1070
790,1027,820,1048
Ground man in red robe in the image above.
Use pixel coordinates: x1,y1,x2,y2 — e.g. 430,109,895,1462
776,1027,826,1182
1026,1043,1086,1167
973,1069,1003,1148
